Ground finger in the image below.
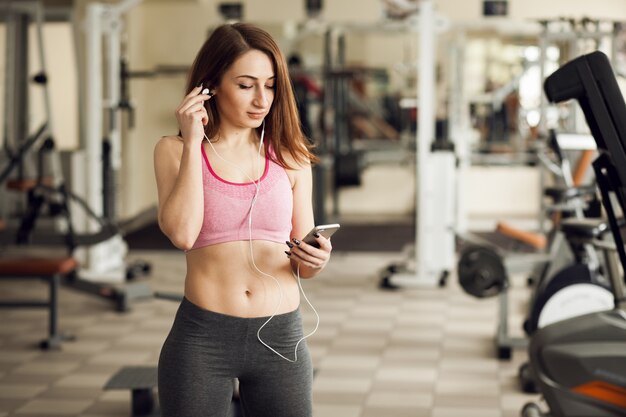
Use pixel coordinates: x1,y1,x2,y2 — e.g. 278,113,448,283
178,94,210,113
184,85,203,99
297,238,331,256
183,103,208,116
290,246,326,266
291,241,321,258
176,104,209,124
313,235,332,252
178,88,210,111
289,252,324,269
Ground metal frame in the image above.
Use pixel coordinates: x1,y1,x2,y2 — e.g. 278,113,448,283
1,1,47,171
0,1,152,312
457,131,600,359
78,0,142,282
538,19,621,134
0,272,74,350
302,2,453,286
382,0,455,287
298,2,453,286
522,49,626,417
537,18,622,237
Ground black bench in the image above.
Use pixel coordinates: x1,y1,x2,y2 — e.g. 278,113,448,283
105,366,160,417
105,366,243,417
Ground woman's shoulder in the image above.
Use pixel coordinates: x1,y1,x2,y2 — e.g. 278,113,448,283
154,136,187,173
274,144,311,172
156,134,184,148
154,135,184,156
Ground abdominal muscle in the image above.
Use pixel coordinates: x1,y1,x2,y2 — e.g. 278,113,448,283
184,240,301,318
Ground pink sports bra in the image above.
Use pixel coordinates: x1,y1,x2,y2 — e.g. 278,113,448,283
189,143,293,250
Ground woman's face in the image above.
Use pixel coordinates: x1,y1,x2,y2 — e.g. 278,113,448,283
214,49,275,131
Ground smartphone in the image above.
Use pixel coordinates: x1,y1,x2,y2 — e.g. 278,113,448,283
302,224,341,248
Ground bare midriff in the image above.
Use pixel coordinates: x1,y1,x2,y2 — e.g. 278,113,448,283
184,240,300,317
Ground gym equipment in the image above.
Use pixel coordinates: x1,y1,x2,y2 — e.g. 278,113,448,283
105,367,158,417
518,216,615,393
105,365,243,417
523,132,608,342
457,245,507,298
293,2,451,286
291,3,452,253
0,139,153,311
532,18,623,237
0,0,152,312
370,0,455,288
322,35,402,190
0,256,78,349
305,0,323,18
537,18,623,137
80,0,145,281
457,132,602,359
523,218,613,336
521,50,626,417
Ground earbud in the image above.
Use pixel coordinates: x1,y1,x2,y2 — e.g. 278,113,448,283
201,88,216,98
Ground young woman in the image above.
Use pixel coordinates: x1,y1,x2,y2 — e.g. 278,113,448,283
154,23,332,417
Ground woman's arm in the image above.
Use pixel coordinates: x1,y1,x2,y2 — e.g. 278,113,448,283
154,86,211,250
154,137,204,250
287,161,332,278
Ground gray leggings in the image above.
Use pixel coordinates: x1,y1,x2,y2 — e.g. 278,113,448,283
158,297,313,417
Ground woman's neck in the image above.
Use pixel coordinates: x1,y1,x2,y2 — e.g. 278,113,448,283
215,126,258,149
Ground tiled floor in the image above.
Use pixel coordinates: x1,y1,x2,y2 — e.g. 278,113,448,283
0,250,541,417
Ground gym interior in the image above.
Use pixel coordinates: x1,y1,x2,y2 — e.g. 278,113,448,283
1,0,626,416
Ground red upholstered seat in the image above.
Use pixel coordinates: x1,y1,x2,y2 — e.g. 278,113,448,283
6,177,54,191
0,257,78,276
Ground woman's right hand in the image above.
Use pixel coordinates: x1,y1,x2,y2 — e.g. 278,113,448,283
176,85,212,143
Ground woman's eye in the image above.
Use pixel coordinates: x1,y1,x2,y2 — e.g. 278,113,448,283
265,84,275,90
239,84,253,89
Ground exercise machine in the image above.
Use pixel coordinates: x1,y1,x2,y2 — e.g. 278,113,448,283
289,2,454,283
522,50,626,417
522,133,612,334
456,130,606,359
77,0,145,281
369,0,455,288
0,0,152,312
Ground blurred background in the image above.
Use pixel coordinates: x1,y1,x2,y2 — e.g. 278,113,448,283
1,1,626,416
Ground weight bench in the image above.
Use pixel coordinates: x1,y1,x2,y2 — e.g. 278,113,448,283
105,366,243,417
105,366,159,417
0,256,77,349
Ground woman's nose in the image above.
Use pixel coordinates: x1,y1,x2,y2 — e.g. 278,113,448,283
254,88,270,107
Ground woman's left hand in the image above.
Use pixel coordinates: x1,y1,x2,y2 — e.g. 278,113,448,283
285,234,332,272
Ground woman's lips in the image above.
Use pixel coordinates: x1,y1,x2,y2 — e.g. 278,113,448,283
248,112,265,119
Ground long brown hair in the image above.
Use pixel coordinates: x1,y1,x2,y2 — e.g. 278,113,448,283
185,23,318,167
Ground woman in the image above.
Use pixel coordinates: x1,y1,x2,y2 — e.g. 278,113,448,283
154,23,332,417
